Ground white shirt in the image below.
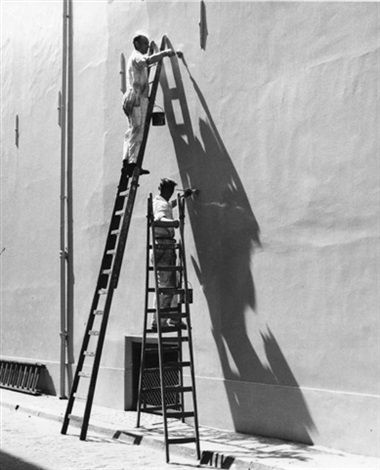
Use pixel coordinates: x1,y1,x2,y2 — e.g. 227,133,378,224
122,50,148,115
126,49,148,100
153,195,175,238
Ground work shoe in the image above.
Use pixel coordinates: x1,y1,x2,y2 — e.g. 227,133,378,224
167,320,187,330
125,162,150,177
150,322,169,332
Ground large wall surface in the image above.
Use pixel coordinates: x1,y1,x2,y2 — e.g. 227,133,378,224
1,1,379,457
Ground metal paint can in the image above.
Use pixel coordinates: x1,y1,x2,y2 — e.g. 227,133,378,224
152,111,165,126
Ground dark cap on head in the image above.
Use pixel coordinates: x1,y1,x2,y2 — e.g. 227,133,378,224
133,33,149,49
159,178,177,191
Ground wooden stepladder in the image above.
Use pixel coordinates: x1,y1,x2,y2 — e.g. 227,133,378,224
136,194,201,462
61,37,167,440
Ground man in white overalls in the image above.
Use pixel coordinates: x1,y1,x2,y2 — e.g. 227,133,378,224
122,34,176,176
151,179,193,329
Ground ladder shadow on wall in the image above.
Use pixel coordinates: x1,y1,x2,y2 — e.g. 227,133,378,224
160,40,316,447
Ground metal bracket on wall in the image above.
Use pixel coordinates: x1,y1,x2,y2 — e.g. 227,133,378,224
58,91,62,127
199,0,208,50
120,53,126,93
15,115,19,147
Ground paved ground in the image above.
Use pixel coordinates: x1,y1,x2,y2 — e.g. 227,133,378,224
0,407,203,470
1,389,379,470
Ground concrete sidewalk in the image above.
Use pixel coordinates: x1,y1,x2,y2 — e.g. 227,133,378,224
1,389,378,470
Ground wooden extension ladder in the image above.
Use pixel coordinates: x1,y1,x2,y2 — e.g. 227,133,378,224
136,193,201,462
61,37,166,440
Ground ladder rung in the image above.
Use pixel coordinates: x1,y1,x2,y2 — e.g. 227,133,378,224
142,386,192,393
93,309,104,315
159,288,185,294
106,249,116,255
73,393,87,401
83,351,95,357
98,289,108,295
159,313,188,320
115,210,124,216
88,330,99,336
165,385,192,393
161,336,189,342
144,362,190,372
111,229,120,235
144,346,180,353
101,269,111,275
140,405,164,412
78,372,90,378
153,221,178,228
148,266,182,272
164,361,191,369
147,326,185,333
148,288,185,294
166,411,194,419
147,307,182,314
140,406,181,415
149,244,180,250
167,437,197,445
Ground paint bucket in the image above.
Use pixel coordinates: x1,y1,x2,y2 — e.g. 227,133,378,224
152,105,166,126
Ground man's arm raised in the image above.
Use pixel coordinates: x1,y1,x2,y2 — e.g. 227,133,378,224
146,48,179,65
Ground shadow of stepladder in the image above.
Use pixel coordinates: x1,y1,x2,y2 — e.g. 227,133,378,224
158,37,316,445
200,451,235,469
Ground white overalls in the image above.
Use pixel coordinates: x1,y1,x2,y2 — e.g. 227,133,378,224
151,195,178,327
122,49,149,163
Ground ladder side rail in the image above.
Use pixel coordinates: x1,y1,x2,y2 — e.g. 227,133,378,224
111,176,139,288
76,176,135,439
175,206,185,417
134,35,166,173
61,291,100,434
85,171,130,297
177,317,185,422
61,173,128,434
78,37,165,438
63,45,155,433
151,217,171,463
79,285,116,440
177,195,201,458
176,198,186,421
62,34,167,437
136,195,154,427
112,37,166,289
94,180,128,291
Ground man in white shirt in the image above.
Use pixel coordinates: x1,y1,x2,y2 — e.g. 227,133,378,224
151,178,192,329
122,34,176,177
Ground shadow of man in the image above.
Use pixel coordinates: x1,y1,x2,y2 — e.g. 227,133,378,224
159,40,315,445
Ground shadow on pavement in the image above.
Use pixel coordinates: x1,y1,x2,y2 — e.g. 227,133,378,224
0,450,48,470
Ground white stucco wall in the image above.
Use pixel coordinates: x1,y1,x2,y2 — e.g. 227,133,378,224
1,1,379,457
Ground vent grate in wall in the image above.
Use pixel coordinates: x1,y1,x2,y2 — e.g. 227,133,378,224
132,341,180,412
0,360,45,395
141,368,181,409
